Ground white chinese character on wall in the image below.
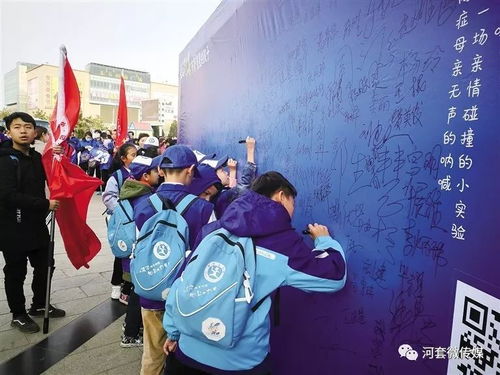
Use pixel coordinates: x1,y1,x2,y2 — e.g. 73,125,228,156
449,84,461,99
448,107,457,125
458,154,472,169
471,54,483,72
461,128,474,147
440,153,454,168
452,59,463,77
473,29,488,45
467,78,481,98
463,105,479,121
443,131,456,145
455,200,466,219
456,10,468,29
454,36,467,53
456,178,470,193
438,175,452,191
451,224,466,240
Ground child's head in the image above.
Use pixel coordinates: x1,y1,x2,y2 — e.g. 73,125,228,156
216,168,229,187
35,126,49,143
159,145,200,185
200,155,229,186
84,131,92,141
137,133,150,148
118,143,137,168
4,112,37,147
251,171,297,218
92,130,102,140
129,155,161,186
187,164,221,201
138,136,159,157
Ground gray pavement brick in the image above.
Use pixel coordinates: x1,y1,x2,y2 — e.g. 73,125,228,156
0,328,30,352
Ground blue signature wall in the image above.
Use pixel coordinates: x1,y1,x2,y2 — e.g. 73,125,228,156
178,0,500,373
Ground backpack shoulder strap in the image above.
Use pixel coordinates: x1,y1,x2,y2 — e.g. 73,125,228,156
176,193,198,216
118,199,133,221
148,193,163,214
116,169,123,187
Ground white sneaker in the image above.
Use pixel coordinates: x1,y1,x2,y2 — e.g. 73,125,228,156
111,285,121,300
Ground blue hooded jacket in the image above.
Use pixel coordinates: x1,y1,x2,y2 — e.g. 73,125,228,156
164,190,346,374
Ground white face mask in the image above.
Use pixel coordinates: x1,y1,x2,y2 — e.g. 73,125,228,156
85,136,92,141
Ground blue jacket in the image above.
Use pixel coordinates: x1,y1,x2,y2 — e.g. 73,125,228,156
67,137,80,164
134,182,214,310
164,190,346,374
78,138,97,163
213,161,257,219
100,140,115,171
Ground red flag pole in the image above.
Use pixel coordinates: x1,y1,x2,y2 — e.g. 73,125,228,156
43,45,69,334
43,211,57,333
115,73,128,148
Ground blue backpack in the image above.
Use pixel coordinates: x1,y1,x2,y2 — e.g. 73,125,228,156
107,199,136,258
171,227,258,348
131,193,198,301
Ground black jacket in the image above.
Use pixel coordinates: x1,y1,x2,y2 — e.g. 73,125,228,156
0,140,50,252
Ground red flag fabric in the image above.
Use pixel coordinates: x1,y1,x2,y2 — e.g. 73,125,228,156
115,75,128,147
42,46,102,269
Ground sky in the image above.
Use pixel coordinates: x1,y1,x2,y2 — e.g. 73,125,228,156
0,0,223,106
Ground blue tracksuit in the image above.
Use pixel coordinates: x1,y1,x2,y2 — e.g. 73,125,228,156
78,138,99,163
164,190,346,374
67,136,80,164
213,161,257,219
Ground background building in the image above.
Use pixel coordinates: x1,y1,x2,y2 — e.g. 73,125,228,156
4,62,38,112
3,62,177,136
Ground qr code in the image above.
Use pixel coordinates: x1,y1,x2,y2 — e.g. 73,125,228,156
448,280,500,375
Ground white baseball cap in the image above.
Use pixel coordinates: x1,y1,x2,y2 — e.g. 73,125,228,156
144,136,159,148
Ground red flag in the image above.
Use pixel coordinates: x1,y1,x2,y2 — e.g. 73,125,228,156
115,75,128,147
42,46,102,269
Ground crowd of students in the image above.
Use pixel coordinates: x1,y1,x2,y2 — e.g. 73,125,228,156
0,111,347,375
64,130,176,191
104,136,347,375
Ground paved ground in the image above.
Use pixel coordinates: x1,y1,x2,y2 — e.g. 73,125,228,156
0,194,142,374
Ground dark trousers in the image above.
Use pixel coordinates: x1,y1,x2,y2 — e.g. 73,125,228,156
165,355,271,375
87,164,101,179
124,287,142,337
100,169,110,185
2,247,52,316
79,161,89,173
165,355,210,375
122,280,133,295
111,256,123,286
